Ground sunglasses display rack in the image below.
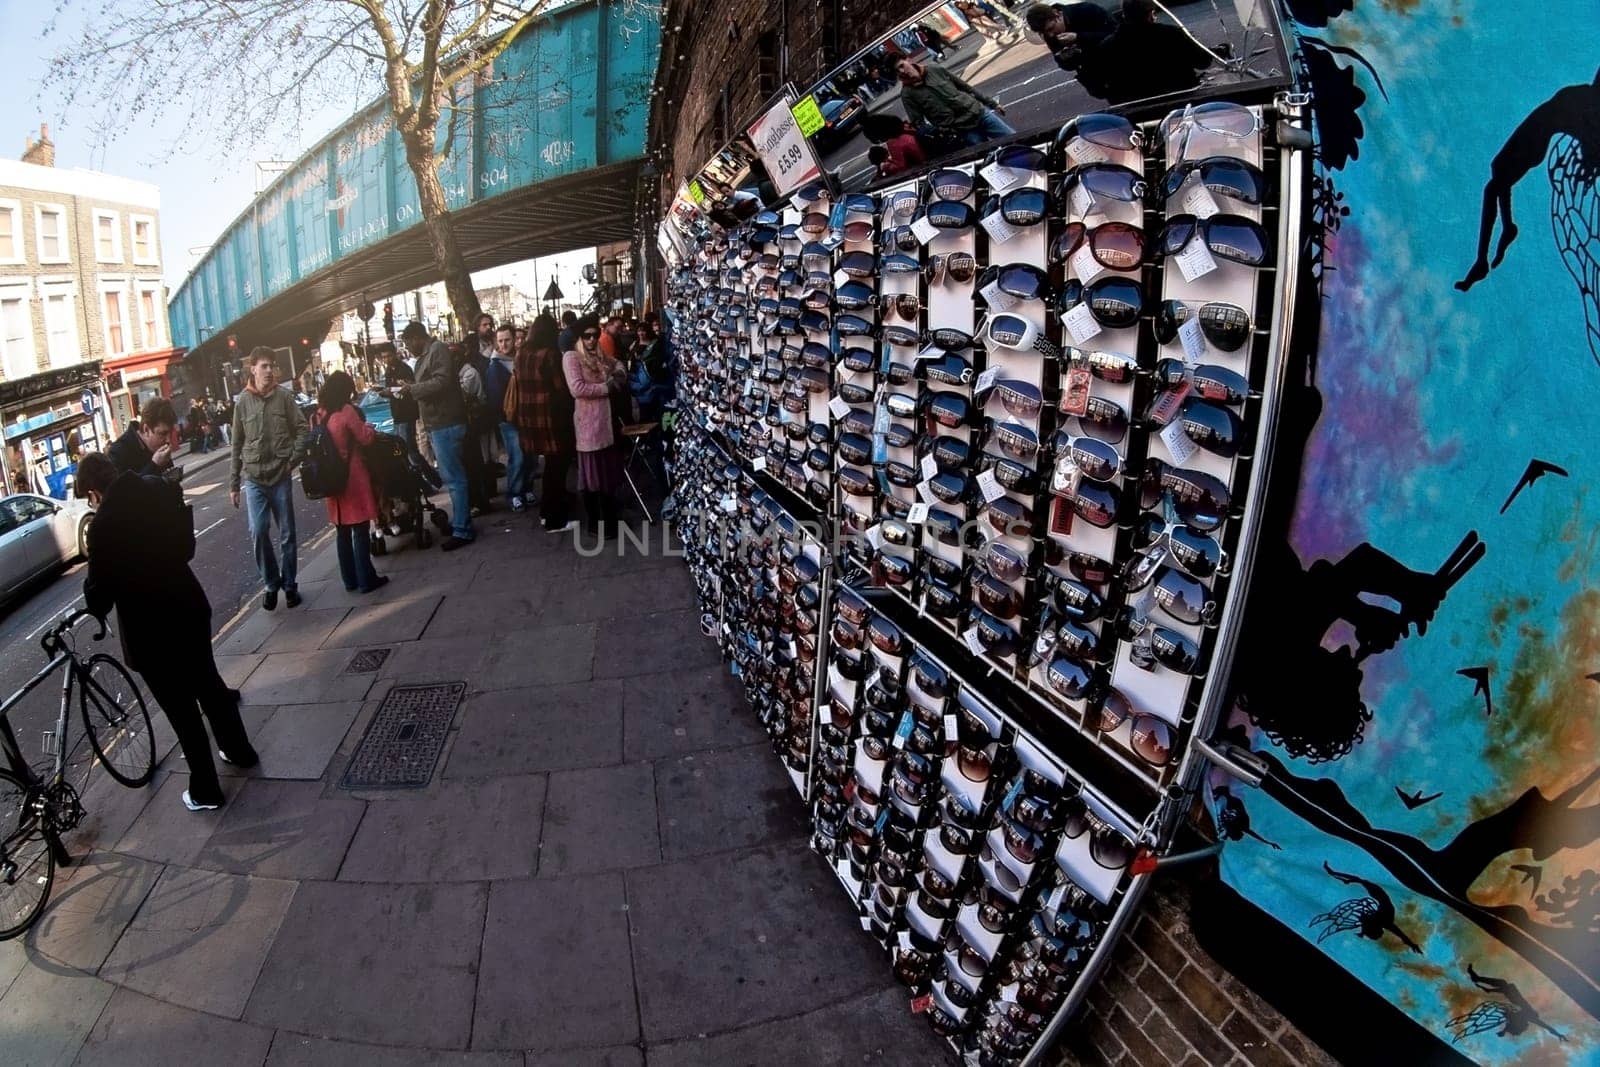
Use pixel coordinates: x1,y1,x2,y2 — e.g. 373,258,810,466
660,94,1306,1066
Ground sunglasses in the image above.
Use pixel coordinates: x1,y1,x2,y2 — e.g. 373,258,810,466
979,262,1052,303
580,330,600,340
1140,458,1233,531
982,187,1049,227
1058,275,1143,330
1155,300,1253,354
985,312,1061,359
1051,220,1145,273
1132,513,1228,583
1055,113,1143,158
1095,689,1176,769
985,418,1040,461
928,167,975,201
927,251,978,286
1026,617,1104,670
1160,155,1267,206
1052,431,1124,484
1157,213,1272,267
1159,101,1261,149
1127,617,1205,676
1154,359,1252,406
1057,163,1148,209
980,378,1044,420
966,607,1021,660
1062,795,1136,869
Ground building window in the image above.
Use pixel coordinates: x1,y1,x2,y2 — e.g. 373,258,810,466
103,289,128,354
0,285,34,381
36,204,68,264
94,210,122,263
137,284,163,348
757,31,780,98
130,215,157,265
0,200,20,265
40,283,79,366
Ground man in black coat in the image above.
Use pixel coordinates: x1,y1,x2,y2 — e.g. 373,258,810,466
77,452,256,811
105,397,178,477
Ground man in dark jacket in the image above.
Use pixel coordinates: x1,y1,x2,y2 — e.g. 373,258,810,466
77,452,255,812
106,397,177,477
396,321,474,549
894,57,1015,146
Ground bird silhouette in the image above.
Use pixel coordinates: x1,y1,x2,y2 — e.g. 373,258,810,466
1499,459,1569,514
1509,863,1543,896
1395,786,1443,809
1457,666,1494,716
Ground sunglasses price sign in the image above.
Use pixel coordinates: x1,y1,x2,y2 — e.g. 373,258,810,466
747,92,825,199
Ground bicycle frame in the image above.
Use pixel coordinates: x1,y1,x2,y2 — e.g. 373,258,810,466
0,650,74,791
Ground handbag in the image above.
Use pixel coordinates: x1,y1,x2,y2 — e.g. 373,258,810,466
501,370,519,423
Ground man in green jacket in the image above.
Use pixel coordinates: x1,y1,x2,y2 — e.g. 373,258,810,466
230,346,308,609
894,57,1015,146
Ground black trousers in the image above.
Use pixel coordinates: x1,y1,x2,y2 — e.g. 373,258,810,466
139,639,252,805
463,430,492,509
539,451,573,527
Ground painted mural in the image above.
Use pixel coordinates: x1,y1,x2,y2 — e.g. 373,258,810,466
1215,0,1600,1061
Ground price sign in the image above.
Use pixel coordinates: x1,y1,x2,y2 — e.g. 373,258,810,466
829,396,852,420
792,94,826,138
977,469,1006,503
975,366,1001,393
1065,139,1110,166
752,455,767,472
921,454,940,480
749,94,824,198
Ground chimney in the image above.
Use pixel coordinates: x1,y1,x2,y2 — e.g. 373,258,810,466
21,123,54,167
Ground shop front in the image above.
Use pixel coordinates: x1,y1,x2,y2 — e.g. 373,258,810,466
103,346,187,434
0,362,112,499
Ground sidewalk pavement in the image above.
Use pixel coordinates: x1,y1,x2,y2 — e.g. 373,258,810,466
0,504,953,1065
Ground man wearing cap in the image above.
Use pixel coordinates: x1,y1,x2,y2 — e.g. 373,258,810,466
395,321,474,550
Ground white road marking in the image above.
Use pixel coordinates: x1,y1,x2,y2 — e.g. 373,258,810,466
196,517,228,538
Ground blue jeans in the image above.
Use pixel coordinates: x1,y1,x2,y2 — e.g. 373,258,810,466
497,421,526,499
336,523,378,591
428,423,474,541
962,110,1016,145
243,477,297,592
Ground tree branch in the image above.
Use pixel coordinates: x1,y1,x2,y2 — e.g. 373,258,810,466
437,0,547,93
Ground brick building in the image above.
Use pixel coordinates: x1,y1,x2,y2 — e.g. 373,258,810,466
0,125,181,497
642,4,1352,1064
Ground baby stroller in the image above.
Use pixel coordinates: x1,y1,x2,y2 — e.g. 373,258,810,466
365,432,449,553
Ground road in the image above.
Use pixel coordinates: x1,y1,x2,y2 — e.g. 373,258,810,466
0,452,330,774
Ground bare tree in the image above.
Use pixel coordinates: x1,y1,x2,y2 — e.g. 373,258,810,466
41,0,568,329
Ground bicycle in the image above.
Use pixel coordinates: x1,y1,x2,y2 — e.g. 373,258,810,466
0,609,155,940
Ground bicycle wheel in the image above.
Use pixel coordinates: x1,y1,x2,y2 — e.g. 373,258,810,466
0,769,53,940
80,653,156,787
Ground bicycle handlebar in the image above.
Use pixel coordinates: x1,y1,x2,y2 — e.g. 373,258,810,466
40,608,104,656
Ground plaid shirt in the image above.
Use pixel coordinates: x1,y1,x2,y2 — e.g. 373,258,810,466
511,347,576,455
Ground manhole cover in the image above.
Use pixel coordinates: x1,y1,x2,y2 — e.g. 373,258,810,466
344,648,392,674
341,682,465,789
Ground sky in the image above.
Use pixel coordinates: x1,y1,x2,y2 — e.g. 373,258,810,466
0,0,598,300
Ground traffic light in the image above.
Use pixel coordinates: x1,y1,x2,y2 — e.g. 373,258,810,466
300,336,311,349
227,334,238,351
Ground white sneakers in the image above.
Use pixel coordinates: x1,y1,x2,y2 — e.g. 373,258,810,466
510,495,525,511
181,790,221,812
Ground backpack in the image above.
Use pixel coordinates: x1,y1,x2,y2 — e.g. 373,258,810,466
299,419,349,499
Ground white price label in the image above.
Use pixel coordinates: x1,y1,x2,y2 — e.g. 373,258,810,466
1070,243,1104,283
752,455,768,472
978,161,1025,193
975,366,1001,393
921,454,940,480
911,217,940,245
1160,420,1201,464
979,279,1019,312
819,703,833,725
916,344,947,362
964,627,987,655
907,501,930,525
944,713,960,740
1069,181,1093,218
980,212,1020,244
999,984,1020,1004
865,524,885,551
720,495,737,513
1174,239,1218,282
833,268,850,287
898,929,914,952
1066,139,1110,165
1178,315,1207,365
1181,179,1221,219
743,379,754,397
976,468,1006,503
892,727,907,750
861,915,873,931
917,479,936,504
1063,302,1102,344
829,396,852,420
790,194,809,213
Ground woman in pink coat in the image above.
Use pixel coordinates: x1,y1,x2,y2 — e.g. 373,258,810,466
317,371,388,593
562,316,628,538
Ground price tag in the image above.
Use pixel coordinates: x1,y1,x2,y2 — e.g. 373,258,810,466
964,627,987,656
1065,139,1110,166
860,915,873,931
819,703,833,725
1051,458,1082,498
720,495,737,513
980,212,1020,244
1063,303,1102,344
917,479,936,504
829,396,851,420
978,161,1025,192
976,468,1006,503
1177,315,1207,364
1060,362,1092,417
873,403,891,435
911,217,940,245
898,929,915,952
979,279,1019,312
752,455,767,472
742,379,753,397
921,454,939,480
944,713,960,741
907,501,930,525
1070,243,1104,283
1181,179,1221,219
865,524,885,551
1160,420,1201,464
790,194,810,213
910,993,934,1014
998,984,1020,1004
915,344,946,362
1046,884,1068,913
975,366,1001,393
833,268,850,287
1069,181,1093,218
1174,238,1218,282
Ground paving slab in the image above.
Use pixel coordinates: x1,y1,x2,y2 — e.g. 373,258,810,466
216,612,283,657
472,873,638,1051
0,937,25,1000
480,623,597,690
423,586,549,638
112,773,226,867
244,880,486,1047
0,963,115,1067
539,762,659,876
445,682,623,778
525,1047,643,1067
338,775,544,883
265,1033,521,1066
655,744,810,862
64,767,166,856
241,650,374,705
376,635,491,687
72,986,276,1067
259,607,352,654
572,525,685,579
241,700,362,780
214,705,282,778
23,851,163,974
99,865,295,1018
646,985,951,1066
321,595,441,649
214,653,266,691
196,779,365,879
591,609,720,680
621,664,764,761
626,844,888,1042
534,567,696,626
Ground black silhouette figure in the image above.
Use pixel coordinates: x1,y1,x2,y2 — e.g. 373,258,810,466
1214,785,1283,849
1457,666,1494,717
1395,787,1443,810
1448,964,1567,1042
1459,67,1600,291
1499,459,1569,515
1310,861,1424,953
1587,671,1600,684
1510,863,1544,896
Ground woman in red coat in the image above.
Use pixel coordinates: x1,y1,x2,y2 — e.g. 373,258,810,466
318,371,388,593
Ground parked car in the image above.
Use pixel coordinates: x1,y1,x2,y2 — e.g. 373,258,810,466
812,94,865,151
0,493,94,600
